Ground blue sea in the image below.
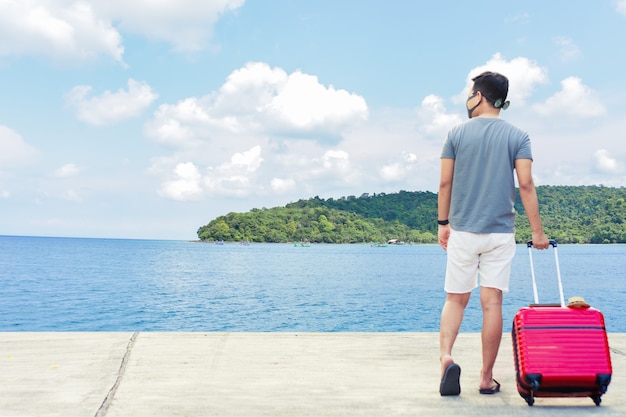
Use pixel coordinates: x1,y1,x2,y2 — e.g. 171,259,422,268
1,235,624,332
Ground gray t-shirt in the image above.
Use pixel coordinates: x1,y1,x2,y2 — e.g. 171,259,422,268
440,117,533,233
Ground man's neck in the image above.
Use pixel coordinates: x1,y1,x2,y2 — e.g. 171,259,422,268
475,109,501,118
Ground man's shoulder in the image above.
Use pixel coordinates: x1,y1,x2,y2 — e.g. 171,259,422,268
447,118,474,135
448,118,527,136
487,118,528,135
496,117,525,129
480,118,528,138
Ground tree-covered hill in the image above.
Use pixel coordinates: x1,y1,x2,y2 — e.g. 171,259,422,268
197,186,626,244
515,185,626,243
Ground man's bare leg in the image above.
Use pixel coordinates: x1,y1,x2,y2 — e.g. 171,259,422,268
479,286,503,390
440,292,471,375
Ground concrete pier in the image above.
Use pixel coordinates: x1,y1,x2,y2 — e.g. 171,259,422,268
1,332,624,416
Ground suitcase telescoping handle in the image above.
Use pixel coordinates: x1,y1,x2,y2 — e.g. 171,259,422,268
526,240,565,307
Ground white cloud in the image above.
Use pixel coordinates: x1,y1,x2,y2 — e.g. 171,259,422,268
154,141,375,201
291,148,362,188
146,62,368,146
0,0,244,62
230,146,263,172
618,0,626,15
417,95,463,136
157,146,264,200
379,163,404,182
554,36,581,62
314,150,352,176
53,163,82,178
203,146,263,197
379,152,419,183
594,149,621,173
270,177,296,193
65,79,158,126
92,0,244,53
0,1,124,62
204,173,252,197
145,98,209,146
0,125,39,167
321,150,349,168
532,76,606,118
459,53,548,106
158,162,203,201
264,71,368,132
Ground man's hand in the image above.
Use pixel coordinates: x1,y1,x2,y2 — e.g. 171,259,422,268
438,224,451,250
531,231,550,250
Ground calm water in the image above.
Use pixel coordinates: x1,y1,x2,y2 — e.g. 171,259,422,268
1,236,624,332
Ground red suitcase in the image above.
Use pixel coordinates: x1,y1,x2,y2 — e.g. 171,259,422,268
512,241,612,406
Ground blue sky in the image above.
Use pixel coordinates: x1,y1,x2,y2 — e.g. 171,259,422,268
1,0,625,240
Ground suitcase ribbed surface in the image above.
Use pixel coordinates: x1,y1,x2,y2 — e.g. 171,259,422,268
513,306,612,387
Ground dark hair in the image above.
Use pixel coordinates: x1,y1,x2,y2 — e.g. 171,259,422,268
471,71,509,106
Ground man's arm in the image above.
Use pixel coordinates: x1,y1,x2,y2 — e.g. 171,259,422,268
438,158,454,250
515,158,549,249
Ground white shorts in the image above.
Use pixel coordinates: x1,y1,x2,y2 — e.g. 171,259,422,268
444,229,516,293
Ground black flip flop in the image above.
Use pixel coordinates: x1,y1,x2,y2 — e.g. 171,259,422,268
439,363,461,396
479,379,501,395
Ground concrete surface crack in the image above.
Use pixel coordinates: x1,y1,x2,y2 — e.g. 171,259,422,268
611,347,626,357
209,332,229,374
94,332,138,417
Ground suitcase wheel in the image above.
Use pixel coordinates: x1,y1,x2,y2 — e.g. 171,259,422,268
591,394,602,406
522,393,534,406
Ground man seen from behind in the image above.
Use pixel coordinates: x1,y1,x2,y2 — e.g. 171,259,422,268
437,71,550,396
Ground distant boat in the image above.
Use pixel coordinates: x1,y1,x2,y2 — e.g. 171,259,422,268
387,239,405,245
370,242,387,247
215,240,225,245
294,241,311,247
240,240,250,246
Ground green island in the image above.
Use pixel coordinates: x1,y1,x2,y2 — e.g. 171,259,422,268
197,185,626,244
